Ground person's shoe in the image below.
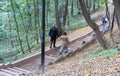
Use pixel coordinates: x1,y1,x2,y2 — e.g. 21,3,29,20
53,46,56,48
59,52,62,55
64,50,68,53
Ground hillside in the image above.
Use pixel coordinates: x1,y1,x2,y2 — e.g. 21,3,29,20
39,24,120,76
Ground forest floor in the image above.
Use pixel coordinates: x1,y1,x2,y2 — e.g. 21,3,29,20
35,23,120,76
19,5,120,76
34,6,120,75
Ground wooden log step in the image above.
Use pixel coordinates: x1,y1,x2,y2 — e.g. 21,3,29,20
0,71,13,76
13,67,30,74
1,69,18,76
45,55,56,60
7,67,25,75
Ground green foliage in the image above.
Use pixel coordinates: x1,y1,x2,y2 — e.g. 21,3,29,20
0,48,18,60
85,49,118,60
69,22,87,31
3,52,23,63
0,28,7,40
100,0,107,4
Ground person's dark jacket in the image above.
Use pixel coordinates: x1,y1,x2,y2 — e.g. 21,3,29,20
49,26,59,39
102,16,107,23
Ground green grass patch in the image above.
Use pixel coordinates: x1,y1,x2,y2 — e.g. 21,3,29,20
85,49,118,60
69,22,88,31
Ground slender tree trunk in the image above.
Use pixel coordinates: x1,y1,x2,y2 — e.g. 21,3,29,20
79,0,108,49
111,9,115,32
33,0,39,44
113,0,120,32
10,0,24,54
77,0,79,9
36,0,41,39
36,0,40,43
85,0,89,8
115,12,120,30
63,0,68,27
97,0,100,8
93,0,96,11
85,0,90,13
88,0,91,12
71,0,73,16
54,0,63,35
26,0,31,52
46,0,50,26
67,14,69,26
106,3,114,43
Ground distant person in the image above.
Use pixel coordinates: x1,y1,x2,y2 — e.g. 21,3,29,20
59,32,70,55
49,24,59,49
102,16,107,31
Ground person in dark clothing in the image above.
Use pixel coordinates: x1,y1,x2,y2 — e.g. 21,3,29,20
49,24,59,49
102,16,107,31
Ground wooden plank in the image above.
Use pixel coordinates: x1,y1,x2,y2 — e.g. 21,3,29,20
1,69,18,76
45,55,56,60
0,71,13,76
7,68,24,75
13,67,30,74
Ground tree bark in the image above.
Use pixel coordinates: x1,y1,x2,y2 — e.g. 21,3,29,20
54,0,63,35
46,0,50,26
63,0,68,27
106,3,114,43
26,0,31,52
93,0,96,11
79,0,108,49
33,0,39,44
97,0,100,8
71,0,73,16
113,0,120,32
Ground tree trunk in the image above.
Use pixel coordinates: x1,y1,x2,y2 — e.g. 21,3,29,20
106,3,115,43
10,0,24,54
26,0,31,52
88,0,91,12
54,0,63,35
36,0,40,43
79,0,108,49
33,0,39,44
77,0,79,9
97,0,100,8
63,0,68,27
115,12,120,31
113,0,120,32
85,0,90,13
85,0,89,8
46,0,50,26
71,0,73,16
93,0,96,11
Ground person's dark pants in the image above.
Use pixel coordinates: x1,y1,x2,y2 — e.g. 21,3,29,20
50,37,56,49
